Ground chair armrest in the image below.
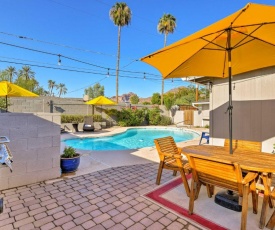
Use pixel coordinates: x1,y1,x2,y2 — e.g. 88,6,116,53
242,172,258,184
177,147,183,154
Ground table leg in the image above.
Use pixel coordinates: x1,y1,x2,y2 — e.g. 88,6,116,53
259,173,272,229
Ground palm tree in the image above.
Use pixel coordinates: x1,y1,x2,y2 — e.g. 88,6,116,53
48,80,56,96
4,66,17,82
56,83,67,97
157,13,176,105
18,66,35,81
109,2,132,103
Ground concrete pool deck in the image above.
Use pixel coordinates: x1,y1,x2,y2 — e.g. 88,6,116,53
0,126,214,230
59,126,208,179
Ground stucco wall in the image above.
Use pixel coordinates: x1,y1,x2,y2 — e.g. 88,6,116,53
210,66,275,152
0,113,61,190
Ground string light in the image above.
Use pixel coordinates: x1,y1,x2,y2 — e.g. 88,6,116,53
233,83,236,90
143,72,146,80
107,68,110,77
0,40,161,76
58,54,61,66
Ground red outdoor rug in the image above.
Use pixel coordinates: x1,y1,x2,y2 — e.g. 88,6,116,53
143,175,272,230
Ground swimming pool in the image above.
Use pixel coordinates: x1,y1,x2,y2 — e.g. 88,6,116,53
63,128,199,151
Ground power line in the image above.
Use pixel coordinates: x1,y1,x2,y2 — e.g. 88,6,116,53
0,59,186,85
0,59,168,81
0,31,119,58
0,40,161,76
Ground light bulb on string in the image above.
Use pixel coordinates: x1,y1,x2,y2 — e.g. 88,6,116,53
57,54,61,66
107,68,110,77
143,72,146,80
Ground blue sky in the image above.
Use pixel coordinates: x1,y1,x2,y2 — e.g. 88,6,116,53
0,0,274,98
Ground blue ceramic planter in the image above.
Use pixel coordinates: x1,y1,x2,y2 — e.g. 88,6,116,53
60,154,80,173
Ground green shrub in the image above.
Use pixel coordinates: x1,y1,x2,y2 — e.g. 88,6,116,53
105,108,119,117
159,115,172,126
61,114,102,123
148,108,161,125
204,124,209,128
61,147,78,158
84,115,102,122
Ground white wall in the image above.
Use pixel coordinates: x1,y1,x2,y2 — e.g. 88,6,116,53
209,66,275,153
0,113,61,190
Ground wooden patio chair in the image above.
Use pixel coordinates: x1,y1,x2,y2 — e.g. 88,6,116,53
154,136,191,197
184,153,258,230
225,139,274,228
266,188,275,229
224,139,262,152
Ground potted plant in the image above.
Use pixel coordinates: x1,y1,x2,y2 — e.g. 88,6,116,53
60,147,81,173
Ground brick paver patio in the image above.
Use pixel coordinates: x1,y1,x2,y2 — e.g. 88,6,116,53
0,163,201,230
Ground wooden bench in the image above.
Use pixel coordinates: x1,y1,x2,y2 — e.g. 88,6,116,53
154,136,191,197
182,153,258,230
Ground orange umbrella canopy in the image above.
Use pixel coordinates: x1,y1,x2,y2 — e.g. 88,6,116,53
141,3,275,154
141,3,275,79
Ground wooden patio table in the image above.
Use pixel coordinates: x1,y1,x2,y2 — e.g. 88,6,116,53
182,145,275,229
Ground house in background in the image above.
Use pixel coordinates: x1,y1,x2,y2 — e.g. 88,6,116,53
172,102,209,128
195,66,275,153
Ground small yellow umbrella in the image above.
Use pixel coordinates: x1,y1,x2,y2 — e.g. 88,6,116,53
0,81,39,112
141,3,275,154
86,96,116,128
86,95,117,106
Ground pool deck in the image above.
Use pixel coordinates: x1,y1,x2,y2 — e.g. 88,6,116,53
0,126,210,230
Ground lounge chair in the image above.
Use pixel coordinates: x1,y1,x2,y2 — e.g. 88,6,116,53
154,136,191,197
83,116,95,132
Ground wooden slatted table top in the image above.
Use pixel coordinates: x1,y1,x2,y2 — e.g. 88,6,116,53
182,145,275,173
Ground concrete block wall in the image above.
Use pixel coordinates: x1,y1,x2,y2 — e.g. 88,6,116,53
0,113,61,190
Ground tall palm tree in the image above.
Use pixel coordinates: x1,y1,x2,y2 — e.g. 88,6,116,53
18,66,35,81
109,2,132,103
56,83,67,97
4,66,17,82
48,80,56,96
157,13,176,105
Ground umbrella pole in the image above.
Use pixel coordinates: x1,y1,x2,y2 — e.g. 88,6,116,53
227,28,233,154
6,95,7,112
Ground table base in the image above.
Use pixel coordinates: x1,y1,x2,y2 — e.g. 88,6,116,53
215,190,242,212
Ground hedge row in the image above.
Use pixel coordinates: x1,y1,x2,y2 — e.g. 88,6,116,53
61,114,102,123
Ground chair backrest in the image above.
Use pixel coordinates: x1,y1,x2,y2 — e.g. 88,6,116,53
84,116,94,125
224,139,262,152
154,136,179,161
186,153,244,195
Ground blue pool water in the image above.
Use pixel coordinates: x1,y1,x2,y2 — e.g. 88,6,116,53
63,128,199,151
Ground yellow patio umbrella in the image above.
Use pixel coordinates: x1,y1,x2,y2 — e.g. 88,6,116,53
86,95,117,106
86,96,116,128
141,2,275,154
0,81,39,112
